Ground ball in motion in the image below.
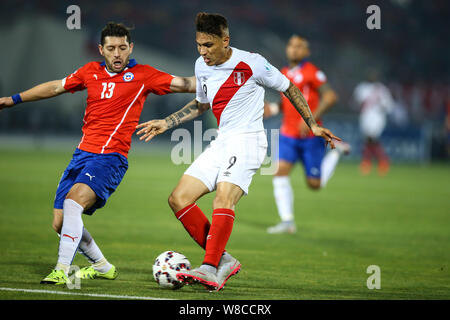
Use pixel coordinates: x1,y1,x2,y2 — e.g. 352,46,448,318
152,251,191,289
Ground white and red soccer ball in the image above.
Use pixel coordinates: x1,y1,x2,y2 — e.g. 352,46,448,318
152,251,191,289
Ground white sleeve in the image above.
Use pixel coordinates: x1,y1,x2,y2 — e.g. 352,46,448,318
195,60,209,104
253,54,290,92
195,76,209,104
380,85,395,113
353,84,365,105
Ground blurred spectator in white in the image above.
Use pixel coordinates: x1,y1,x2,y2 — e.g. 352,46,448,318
353,68,395,176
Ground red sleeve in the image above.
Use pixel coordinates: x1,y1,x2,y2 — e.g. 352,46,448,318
144,65,174,95
308,64,327,90
63,63,91,93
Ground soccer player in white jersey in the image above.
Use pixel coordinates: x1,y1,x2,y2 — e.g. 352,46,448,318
137,12,340,291
353,69,395,175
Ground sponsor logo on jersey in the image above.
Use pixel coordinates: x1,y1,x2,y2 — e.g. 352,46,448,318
233,72,245,86
123,72,134,82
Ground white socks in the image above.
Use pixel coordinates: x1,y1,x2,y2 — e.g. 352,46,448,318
56,199,84,272
78,228,112,273
320,149,340,188
272,150,342,226
55,200,112,274
272,176,294,222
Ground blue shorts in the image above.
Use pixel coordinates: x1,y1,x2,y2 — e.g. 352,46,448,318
54,149,128,215
278,134,325,178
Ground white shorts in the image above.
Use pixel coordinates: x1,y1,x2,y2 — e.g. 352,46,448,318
184,131,268,195
360,109,387,139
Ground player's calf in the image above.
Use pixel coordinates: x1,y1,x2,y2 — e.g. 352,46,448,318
52,208,63,234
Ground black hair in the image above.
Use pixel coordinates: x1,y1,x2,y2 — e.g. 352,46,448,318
195,12,228,37
100,22,132,45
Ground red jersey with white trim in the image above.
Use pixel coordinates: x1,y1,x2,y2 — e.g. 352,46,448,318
195,47,290,137
280,61,327,138
62,59,174,157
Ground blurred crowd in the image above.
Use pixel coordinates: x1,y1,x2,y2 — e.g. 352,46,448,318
0,0,449,158
2,0,448,112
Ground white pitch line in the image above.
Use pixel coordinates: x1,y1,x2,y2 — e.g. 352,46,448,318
0,287,174,300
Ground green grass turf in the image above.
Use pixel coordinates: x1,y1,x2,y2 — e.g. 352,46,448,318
0,147,449,300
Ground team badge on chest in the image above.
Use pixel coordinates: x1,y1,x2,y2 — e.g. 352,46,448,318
123,72,134,82
233,72,245,86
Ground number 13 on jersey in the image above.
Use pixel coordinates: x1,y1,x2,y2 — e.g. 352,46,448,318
101,82,115,99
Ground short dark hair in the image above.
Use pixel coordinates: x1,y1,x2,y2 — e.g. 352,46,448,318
100,22,132,45
195,12,229,37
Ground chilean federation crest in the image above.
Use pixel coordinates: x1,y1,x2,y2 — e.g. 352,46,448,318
123,72,134,82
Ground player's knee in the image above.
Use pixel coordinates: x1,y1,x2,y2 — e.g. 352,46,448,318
306,178,321,190
66,183,95,209
275,163,292,176
213,194,234,209
168,190,190,212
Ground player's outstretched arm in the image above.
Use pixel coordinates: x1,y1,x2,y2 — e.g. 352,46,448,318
170,76,196,93
283,81,341,148
136,99,210,142
315,83,338,119
0,80,67,111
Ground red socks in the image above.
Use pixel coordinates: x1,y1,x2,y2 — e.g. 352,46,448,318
175,203,211,249
175,205,235,268
203,208,235,268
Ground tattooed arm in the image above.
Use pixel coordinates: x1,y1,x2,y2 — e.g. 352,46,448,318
283,81,341,148
164,99,210,129
136,99,210,142
283,82,318,129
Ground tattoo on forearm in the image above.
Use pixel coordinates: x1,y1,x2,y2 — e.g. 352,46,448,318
165,100,199,129
284,82,317,128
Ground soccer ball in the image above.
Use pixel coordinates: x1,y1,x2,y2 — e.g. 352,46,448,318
152,251,191,289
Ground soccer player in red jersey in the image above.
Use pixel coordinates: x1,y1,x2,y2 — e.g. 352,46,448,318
265,35,350,234
0,23,196,285
137,13,341,291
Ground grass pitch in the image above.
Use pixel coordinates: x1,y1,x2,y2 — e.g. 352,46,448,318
0,147,449,300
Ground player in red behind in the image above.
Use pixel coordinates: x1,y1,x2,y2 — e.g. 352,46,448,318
264,35,350,234
137,13,341,291
0,22,195,285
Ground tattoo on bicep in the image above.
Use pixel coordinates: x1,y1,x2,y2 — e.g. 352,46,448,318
284,83,316,128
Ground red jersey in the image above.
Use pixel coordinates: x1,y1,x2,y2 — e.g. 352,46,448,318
280,61,327,138
63,59,174,157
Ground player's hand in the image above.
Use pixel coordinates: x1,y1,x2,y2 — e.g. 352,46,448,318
136,119,169,142
310,124,342,149
0,97,14,111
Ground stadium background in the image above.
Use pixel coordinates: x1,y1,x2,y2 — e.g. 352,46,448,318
0,0,449,162
0,0,449,301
